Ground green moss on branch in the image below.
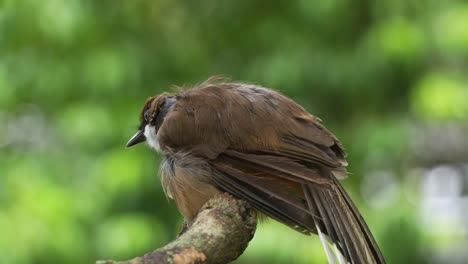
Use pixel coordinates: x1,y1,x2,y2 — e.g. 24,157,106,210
97,193,257,264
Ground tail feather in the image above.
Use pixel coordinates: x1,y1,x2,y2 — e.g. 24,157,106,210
334,243,348,264
332,178,385,263
316,224,337,264
305,184,364,263
304,177,385,263
322,188,355,261
304,183,339,264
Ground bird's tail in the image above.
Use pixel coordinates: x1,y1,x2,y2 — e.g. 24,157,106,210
303,178,385,264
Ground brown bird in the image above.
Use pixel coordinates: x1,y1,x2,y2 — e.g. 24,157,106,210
126,78,385,264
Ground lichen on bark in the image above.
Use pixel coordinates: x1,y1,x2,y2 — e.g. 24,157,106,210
96,193,257,264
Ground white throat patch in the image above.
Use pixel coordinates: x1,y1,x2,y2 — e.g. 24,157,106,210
144,125,161,152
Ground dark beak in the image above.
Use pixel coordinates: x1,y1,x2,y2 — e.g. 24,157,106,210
126,130,146,147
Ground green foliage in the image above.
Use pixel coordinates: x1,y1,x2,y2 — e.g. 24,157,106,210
1,0,467,263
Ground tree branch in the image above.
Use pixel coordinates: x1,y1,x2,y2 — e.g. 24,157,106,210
97,193,257,264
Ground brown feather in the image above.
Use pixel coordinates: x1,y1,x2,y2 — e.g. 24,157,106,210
160,154,220,221
134,79,385,263
211,151,385,263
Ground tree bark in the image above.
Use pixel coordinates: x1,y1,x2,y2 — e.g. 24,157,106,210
96,193,257,264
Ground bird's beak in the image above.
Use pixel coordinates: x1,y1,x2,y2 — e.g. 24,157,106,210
126,130,146,147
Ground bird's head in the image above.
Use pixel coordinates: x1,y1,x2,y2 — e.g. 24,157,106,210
126,93,176,150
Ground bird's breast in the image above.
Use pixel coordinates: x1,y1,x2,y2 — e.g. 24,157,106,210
160,153,221,221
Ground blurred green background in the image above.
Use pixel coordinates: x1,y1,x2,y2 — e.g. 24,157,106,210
1,0,468,263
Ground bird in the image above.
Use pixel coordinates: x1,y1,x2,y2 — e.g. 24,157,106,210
126,77,385,264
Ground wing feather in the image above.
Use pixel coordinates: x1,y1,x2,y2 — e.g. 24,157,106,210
212,162,315,234
210,151,385,264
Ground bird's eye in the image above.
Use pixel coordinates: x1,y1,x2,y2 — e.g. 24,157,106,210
144,110,149,122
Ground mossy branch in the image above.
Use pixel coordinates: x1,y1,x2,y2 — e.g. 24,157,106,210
96,193,257,264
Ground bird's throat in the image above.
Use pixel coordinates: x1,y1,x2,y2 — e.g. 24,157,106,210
144,125,161,152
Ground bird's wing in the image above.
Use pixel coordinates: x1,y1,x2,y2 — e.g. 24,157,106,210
210,150,385,264
158,83,385,263
158,82,347,164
